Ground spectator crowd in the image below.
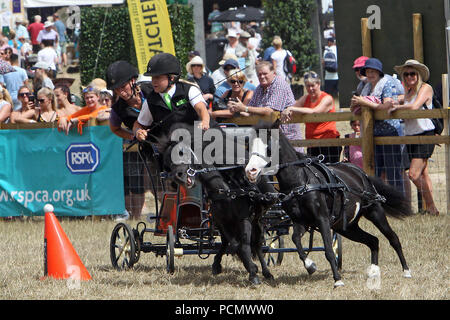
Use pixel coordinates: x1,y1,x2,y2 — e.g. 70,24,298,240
0,4,442,218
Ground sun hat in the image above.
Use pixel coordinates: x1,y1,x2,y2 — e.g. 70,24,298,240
394,59,430,82
352,56,369,69
44,21,54,28
240,31,251,38
227,29,238,38
360,58,384,77
186,55,205,74
31,61,50,70
219,52,238,65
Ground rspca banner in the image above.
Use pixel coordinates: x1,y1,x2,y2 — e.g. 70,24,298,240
127,0,176,74
0,126,124,217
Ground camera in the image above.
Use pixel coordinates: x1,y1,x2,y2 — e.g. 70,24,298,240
224,97,238,104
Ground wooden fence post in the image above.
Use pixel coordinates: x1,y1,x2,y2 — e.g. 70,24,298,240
443,74,450,214
361,107,375,176
412,13,424,63
361,18,372,57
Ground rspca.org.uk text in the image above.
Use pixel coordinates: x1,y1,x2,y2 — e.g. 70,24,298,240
0,183,91,208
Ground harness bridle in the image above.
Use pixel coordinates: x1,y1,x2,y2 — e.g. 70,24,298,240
250,148,386,230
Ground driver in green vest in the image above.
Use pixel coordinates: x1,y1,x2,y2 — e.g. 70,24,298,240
133,53,215,141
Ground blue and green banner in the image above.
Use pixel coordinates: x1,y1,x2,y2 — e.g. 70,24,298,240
0,126,124,217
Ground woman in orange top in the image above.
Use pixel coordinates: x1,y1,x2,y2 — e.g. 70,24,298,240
58,85,110,135
281,71,341,163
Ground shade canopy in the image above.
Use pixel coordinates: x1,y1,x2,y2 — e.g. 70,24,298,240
211,6,264,22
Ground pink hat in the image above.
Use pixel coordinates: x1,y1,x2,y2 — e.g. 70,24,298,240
352,56,369,69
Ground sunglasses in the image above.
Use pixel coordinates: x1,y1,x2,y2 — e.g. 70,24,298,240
37,98,46,103
224,67,235,71
403,72,417,78
304,72,319,80
191,64,203,68
230,79,244,84
354,68,361,72
19,92,31,97
82,86,96,93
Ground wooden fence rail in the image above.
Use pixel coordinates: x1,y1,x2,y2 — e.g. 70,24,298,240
2,77,449,213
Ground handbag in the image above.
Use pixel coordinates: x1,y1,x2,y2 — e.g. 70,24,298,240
424,93,443,135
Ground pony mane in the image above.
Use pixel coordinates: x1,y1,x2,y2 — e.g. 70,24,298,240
252,119,306,161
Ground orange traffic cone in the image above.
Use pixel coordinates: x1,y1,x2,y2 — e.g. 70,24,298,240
42,204,92,281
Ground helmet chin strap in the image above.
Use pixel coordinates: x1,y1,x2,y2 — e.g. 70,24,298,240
162,74,177,93
124,79,138,101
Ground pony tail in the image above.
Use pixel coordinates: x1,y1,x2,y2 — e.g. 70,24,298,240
368,176,414,219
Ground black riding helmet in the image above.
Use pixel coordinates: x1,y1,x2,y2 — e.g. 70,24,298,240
106,60,139,90
144,53,181,77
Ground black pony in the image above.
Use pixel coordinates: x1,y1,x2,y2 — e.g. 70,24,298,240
155,123,277,285
245,121,413,288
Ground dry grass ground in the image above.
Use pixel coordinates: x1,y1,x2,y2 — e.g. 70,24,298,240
2,71,446,303
0,213,448,300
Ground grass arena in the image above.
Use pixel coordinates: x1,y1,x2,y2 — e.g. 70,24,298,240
0,212,448,300
1,106,449,301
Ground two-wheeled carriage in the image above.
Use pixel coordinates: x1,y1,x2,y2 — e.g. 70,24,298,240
109,125,343,274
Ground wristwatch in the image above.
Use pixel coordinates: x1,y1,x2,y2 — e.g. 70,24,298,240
245,106,249,113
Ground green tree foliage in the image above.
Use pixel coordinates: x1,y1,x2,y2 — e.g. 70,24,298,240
262,0,319,76
79,4,194,86
79,7,133,86
168,4,195,77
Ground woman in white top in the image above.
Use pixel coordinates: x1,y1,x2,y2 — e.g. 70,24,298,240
270,37,288,81
389,59,439,215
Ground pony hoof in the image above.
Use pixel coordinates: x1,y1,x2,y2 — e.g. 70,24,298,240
334,280,345,288
212,263,222,275
366,264,381,290
403,269,412,278
249,275,261,285
263,270,274,280
304,258,317,275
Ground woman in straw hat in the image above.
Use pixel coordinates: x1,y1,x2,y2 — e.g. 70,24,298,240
186,55,216,108
389,59,439,215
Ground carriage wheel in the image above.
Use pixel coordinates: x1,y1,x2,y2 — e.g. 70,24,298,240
332,232,343,270
166,225,175,274
265,230,285,266
110,223,136,270
133,228,141,265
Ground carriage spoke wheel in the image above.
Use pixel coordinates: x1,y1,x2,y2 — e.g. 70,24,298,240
332,232,343,270
264,230,285,266
110,223,137,270
166,225,175,274
133,228,141,265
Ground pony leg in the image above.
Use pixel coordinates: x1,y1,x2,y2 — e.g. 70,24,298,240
252,219,274,280
212,231,228,275
317,217,343,287
337,223,380,266
238,218,261,285
336,223,382,287
366,204,411,277
292,223,317,275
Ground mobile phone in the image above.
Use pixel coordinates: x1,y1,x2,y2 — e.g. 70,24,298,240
351,91,359,97
29,95,35,102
